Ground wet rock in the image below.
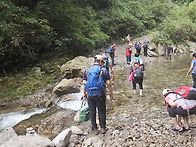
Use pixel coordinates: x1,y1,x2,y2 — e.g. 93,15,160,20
37,109,75,136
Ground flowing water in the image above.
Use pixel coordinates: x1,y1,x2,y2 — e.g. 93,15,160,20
0,108,46,131
0,53,194,132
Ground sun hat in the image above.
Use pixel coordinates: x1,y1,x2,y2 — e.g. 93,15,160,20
162,89,172,97
95,55,104,61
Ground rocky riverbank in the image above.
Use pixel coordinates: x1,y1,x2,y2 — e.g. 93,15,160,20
1,33,196,146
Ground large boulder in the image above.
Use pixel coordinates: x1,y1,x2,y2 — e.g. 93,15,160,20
147,50,158,57
0,127,18,146
61,56,94,79
52,78,81,96
176,44,189,53
148,42,157,51
157,44,165,56
186,41,196,52
0,134,55,147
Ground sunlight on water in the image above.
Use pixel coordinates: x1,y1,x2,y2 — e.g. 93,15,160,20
0,108,45,131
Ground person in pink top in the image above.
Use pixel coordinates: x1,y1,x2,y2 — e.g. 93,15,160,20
163,89,196,132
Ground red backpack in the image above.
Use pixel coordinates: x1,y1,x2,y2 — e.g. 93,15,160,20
173,86,196,100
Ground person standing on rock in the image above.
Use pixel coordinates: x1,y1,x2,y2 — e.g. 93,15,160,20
187,53,196,88
82,55,114,135
162,88,196,132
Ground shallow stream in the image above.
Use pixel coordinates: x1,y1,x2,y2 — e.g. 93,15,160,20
0,53,194,132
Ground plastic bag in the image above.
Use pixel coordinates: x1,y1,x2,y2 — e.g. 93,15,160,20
79,99,89,122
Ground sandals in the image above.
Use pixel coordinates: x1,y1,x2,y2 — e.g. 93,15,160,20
101,128,107,134
92,129,99,135
183,128,191,132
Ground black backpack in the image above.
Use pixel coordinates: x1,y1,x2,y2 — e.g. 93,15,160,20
133,66,143,78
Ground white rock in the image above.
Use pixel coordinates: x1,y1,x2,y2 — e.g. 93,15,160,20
52,128,72,147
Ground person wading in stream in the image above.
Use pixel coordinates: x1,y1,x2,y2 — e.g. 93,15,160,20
82,55,114,135
130,53,144,96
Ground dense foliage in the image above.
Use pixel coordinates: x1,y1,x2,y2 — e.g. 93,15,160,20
0,0,196,102
0,0,196,71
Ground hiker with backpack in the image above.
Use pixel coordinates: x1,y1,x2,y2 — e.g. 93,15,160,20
130,52,144,70
135,41,142,55
102,51,114,80
102,51,112,71
143,40,149,56
187,53,196,88
130,52,144,96
108,43,116,66
82,55,114,135
162,88,196,132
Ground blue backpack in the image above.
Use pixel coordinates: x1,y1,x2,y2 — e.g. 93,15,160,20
85,65,105,97
108,46,113,54
103,56,109,70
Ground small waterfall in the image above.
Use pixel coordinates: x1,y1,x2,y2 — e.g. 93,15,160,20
0,108,45,131
57,88,83,111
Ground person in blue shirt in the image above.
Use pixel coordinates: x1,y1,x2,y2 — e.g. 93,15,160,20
187,53,196,88
167,44,173,60
82,55,114,135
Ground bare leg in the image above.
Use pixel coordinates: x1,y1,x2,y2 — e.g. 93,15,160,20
177,115,183,128
140,89,143,96
133,90,136,94
171,117,181,129
183,116,189,129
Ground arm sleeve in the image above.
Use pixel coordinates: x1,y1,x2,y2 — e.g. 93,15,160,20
103,69,111,81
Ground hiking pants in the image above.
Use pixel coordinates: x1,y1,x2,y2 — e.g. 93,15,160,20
192,73,196,88
168,106,196,117
110,53,115,65
87,96,106,130
126,56,130,62
144,46,148,56
132,78,143,90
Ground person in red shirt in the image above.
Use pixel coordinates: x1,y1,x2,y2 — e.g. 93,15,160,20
126,44,132,64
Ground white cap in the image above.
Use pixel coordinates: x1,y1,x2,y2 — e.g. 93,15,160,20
162,89,172,96
95,55,104,61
